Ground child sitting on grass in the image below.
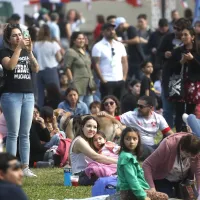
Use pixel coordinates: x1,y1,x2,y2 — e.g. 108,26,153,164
117,127,168,200
92,131,119,159
85,131,119,178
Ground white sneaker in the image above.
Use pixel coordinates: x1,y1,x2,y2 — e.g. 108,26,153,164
182,113,189,125
23,167,37,177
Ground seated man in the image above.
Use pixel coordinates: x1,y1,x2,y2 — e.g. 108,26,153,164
98,96,173,159
0,152,28,200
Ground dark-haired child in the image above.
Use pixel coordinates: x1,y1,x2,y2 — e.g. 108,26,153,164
92,131,119,158
89,101,101,115
140,61,160,97
117,127,168,200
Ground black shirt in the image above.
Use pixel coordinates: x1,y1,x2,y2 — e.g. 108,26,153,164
140,76,155,97
126,26,145,64
0,180,28,200
0,48,33,93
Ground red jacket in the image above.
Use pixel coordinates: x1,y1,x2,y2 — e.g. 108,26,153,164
142,132,200,191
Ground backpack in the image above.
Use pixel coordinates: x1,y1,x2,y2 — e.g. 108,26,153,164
92,176,117,197
55,138,72,167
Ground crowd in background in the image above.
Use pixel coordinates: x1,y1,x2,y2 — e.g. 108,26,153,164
1,5,200,200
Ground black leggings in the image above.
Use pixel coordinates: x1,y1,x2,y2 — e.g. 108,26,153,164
75,171,98,186
175,102,195,132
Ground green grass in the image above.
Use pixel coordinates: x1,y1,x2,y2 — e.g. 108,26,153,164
23,133,164,200
23,168,91,200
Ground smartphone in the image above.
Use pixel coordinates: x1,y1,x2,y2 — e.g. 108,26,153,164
23,30,30,39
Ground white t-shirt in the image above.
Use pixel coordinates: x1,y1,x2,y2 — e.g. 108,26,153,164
166,156,190,182
92,38,127,81
34,41,61,71
119,110,170,146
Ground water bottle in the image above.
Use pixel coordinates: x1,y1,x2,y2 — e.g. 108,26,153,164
64,166,72,186
33,161,54,168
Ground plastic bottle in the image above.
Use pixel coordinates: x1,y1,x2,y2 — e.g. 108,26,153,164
64,166,72,186
33,161,54,168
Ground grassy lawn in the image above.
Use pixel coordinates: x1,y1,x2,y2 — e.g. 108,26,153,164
23,133,164,200
23,168,91,200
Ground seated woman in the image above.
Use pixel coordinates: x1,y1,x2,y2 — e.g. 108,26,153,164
58,87,89,115
100,95,120,117
142,133,200,198
70,116,117,186
29,105,63,167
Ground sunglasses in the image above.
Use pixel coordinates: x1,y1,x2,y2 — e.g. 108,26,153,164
111,48,115,57
137,104,149,109
104,101,115,107
173,26,182,32
6,161,22,171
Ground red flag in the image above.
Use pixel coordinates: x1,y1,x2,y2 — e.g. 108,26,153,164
126,0,141,7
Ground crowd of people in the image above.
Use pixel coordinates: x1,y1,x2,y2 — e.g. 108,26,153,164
1,6,200,200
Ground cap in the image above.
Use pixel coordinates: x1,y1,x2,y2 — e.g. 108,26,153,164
101,23,115,31
39,8,49,15
10,13,21,21
115,17,126,29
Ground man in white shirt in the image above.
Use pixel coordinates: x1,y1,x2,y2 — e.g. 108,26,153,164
92,23,128,100
98,96,173,159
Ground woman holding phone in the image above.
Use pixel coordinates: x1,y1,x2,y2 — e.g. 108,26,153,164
0,24,39,177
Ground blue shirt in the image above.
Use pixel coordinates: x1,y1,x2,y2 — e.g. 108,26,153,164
58,100,89,115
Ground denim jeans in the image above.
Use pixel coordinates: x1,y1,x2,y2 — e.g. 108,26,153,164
37,67,60,108
79,95,93,108
187,114,200,138
1,93,34,165
161,90,175,129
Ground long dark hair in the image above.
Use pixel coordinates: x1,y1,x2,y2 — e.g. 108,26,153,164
3,23,22,46
70,31,84,48
119,127,142,160
92,130,106,152
177,134,200,163
75,116,100,146
101,95,121,116
37,24,51,42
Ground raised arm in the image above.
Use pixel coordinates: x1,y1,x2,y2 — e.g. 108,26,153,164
74,137,117,164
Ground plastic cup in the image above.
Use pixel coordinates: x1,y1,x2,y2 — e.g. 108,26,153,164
70,175,79,186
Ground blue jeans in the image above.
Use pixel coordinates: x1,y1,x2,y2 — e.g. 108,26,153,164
187,114,200,138
44,131,65,148
1,93,34,165
37,67,60,108
79,95,93,108
161,90,175,129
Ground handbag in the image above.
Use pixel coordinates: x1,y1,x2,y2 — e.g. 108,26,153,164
88,76,97,92
168,63,185,98
179,157,198,200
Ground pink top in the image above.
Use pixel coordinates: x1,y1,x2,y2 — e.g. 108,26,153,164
142,132,200,191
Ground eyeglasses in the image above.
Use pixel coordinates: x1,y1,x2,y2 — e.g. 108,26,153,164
111,48,115,57
104,101,115,107
173,26,182,32
137,104,149,109
6,161,22,171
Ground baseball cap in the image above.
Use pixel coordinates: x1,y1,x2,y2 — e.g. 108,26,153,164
115,17,126,29
10,14,21,21
102,23,115,31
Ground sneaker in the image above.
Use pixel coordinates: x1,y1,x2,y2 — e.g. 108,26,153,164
23,167,37,177
182,113,189,125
